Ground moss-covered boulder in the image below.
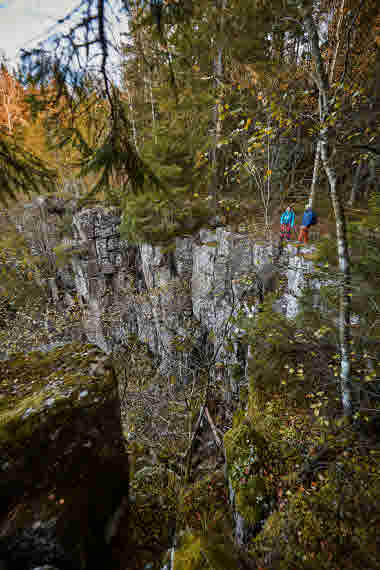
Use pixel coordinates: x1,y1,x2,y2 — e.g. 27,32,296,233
224,415,275,545
0,343,129,570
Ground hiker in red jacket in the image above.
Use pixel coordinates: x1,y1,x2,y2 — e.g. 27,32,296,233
280,206,295,241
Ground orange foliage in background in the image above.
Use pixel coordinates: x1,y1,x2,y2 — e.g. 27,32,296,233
0,65,28,133
321,0,380,88
0,60,110,198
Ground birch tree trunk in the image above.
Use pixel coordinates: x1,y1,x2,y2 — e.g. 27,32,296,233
211,0,226,210
329,0,346,85
307,141,320,209
303,7,353,419
148,73,157,145
348,161,362,207
126,87,139,151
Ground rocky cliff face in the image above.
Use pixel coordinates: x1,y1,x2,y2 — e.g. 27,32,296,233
17,197,318,397
69,206,316,397
18,198,317,375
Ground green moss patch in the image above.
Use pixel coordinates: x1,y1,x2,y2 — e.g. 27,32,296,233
235,475,267,526
224,416,276,526
173,531,238,570
224,418,265,465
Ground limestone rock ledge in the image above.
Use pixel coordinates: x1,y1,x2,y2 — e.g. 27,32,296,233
0,343,129,570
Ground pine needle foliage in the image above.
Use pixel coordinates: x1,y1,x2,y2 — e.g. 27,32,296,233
78,101,161,202
0,133,56,203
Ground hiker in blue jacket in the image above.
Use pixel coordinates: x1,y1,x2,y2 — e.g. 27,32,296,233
280,206,295,240
298,208,317,243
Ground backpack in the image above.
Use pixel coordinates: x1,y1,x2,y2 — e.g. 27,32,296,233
309,211,318,226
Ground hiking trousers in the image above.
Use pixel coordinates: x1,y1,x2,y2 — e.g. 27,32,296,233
298,226,309,244
280,223,292,240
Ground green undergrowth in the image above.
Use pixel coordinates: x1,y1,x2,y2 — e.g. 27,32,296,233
226,302,380,568
123,301,376,567
171,471,240,570
178,470,231,533
126,446,234,569
126,462,179,569
251,444,380,569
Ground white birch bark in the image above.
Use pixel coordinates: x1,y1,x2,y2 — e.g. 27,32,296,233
348,161,362,207
265,115,271,230
148,73,157,145
211,0,226,210
307,140,320,209
303,6,353,418
329,0,346,85
126,88,139,151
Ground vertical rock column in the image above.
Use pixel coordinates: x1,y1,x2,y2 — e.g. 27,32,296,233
72,207,139,353
139,238,196,381
192,228,275,400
